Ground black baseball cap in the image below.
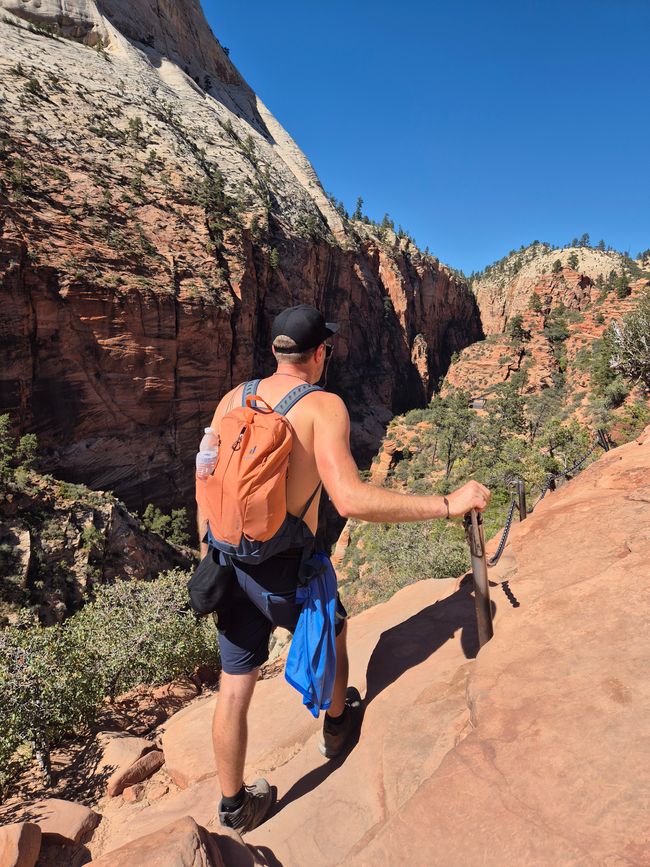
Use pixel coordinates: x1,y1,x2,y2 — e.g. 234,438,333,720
271,304,339,352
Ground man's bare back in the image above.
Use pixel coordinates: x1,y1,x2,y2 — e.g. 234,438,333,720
209,373,329,535
202,362,492,555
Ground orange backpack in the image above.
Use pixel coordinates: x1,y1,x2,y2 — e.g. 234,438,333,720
196,379,323,563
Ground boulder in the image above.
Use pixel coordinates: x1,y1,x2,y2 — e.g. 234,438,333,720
86,434,650,865
30,798,101,845
0,822,41,867
96,733,155,795
86,817,223,867
147,782,170,802
151,678,199,716
161,680,320,790
108,750,165,797
122,785,145,804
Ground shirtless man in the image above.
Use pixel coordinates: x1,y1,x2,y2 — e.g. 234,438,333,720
197,304,491,834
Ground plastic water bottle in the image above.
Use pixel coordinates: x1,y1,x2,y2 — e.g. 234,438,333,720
196,427,219,480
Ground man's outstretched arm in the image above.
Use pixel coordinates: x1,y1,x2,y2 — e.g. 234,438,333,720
313,393,490,521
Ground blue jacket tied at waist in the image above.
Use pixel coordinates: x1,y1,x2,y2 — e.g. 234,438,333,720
285,552,337,717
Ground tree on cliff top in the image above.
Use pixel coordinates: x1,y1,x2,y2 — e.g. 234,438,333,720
506,314,531,345
610,290,650,388
0,415,38,490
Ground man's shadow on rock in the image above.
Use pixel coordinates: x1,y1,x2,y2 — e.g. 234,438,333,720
274,574,490,815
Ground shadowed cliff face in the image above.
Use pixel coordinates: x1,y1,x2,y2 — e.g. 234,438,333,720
1,222,480,510
0,5,481,511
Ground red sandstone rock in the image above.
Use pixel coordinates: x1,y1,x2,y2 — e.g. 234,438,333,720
161,683,320,791
0,822,41,867
151,679,199,715
30,798,101,845
108,750,165,797
97,733,154,796
86,817,224,867
121,785,145,804
146,782,169,802
473,245,633,335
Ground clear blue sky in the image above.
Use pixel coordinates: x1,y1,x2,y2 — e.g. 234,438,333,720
203,0,650,274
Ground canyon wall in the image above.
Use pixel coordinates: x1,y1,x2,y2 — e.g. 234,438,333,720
472,243,632,334
0,3,481,510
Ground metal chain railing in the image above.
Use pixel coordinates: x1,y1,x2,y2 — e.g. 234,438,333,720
484,429,610,568
463,430,611,646
531,437,603,509
486,496,517,567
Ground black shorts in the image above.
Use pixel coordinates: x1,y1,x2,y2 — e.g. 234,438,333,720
216,548,348,675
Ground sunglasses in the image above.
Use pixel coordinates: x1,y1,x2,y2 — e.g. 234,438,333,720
324,343,333,359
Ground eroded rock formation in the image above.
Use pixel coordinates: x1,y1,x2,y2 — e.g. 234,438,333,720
0,3,481,512
0,472,190,624
472,243,633,334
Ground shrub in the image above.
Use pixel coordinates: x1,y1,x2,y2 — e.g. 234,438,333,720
614,401,650,440
0,415,38,489
342,520,469,610
142,504,190,547
543,305,570,345
552,259,563,274
72,570,215,698
603,377,630,409
567,252,579,270
0,570,216,796
0,614,103,793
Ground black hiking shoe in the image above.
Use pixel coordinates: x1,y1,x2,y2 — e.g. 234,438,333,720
218,778,275,834
319,687,362,759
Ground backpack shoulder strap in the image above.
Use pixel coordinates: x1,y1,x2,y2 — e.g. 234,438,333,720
241,379,262,408
274,384,323,416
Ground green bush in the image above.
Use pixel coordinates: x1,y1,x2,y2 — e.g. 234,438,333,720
603,377,630,409
543,305,570,345
614,401,650,440
0,614,103,794
72,569,215,698
0,570,216,796
343,520,469,609
142,504,190,546
0,415,38,489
